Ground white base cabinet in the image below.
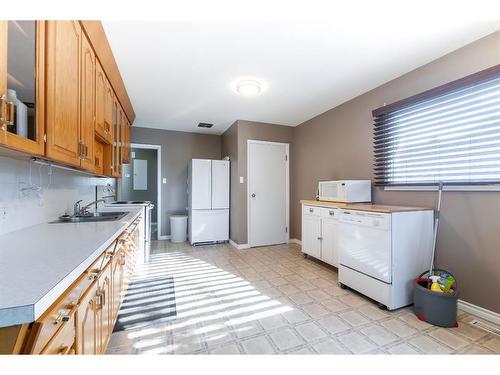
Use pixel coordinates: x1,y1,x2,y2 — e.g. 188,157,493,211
301,204,339,267
301,202,434,310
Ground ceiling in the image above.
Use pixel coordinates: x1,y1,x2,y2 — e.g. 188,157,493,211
102,20,500,135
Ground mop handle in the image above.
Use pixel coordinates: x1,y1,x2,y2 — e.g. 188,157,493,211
429,182,443,276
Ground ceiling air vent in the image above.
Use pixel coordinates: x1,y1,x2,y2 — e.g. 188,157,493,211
198,122,213,128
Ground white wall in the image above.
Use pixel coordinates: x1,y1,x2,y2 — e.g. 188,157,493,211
0,157,115,236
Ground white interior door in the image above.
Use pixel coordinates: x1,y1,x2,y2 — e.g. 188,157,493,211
191,159,212,209
212,160,230,209
248,141,288,247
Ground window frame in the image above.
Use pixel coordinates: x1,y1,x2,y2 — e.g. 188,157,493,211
372,64,500,189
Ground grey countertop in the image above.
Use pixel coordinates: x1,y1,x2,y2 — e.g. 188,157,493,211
0,207,142,328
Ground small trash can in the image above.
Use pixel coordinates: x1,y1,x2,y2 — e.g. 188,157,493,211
413,269,459,328
170,215,188,243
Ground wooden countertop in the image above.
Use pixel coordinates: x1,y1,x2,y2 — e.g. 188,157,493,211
300,199,433,213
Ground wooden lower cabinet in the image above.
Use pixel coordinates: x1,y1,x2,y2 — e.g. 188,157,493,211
99,261,113,352
40,311,76,355
112,250,125,325
0,217,143,355
75,280,99,354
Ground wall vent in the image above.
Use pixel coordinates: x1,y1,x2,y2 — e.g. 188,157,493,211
469,319,500,337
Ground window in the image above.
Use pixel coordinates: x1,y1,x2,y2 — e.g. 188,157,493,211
373,64,500,186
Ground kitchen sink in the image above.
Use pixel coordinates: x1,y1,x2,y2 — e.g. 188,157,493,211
49,211,128,224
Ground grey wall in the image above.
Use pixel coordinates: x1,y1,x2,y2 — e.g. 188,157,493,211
221,120,294,244
291,31,500,313
121,148,158,220
221,121,240,243
131,127,221,237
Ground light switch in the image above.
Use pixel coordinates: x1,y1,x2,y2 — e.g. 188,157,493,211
162,178,167,184
240,176,244,184
131,151,136,158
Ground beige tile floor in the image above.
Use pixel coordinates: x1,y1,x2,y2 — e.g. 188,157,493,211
106,241,500,355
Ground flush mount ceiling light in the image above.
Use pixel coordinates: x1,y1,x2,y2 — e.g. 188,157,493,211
236,80,262,96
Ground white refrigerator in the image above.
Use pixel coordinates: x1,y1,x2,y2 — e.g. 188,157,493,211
188,159,230,245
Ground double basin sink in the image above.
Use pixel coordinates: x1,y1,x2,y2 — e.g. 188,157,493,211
50,211,128,224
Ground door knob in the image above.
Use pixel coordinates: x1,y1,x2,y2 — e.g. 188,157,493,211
251,193,256,198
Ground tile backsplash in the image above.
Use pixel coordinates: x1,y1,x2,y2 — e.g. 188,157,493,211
0,157,115,236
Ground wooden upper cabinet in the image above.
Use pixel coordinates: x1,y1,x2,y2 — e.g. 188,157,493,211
94,60,110,144
45,20,81,167
94,139,104,176
0,21,45,155
115,103,123,178
104,78,114,143
0,20,133,177
0,22,7,145
122,114,131,164
80,34,95,172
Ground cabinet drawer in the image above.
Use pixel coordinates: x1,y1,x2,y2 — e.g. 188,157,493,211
86,242,116,277
39,311,76,355
28,273,90,354
302,205,321,217
321,207,338,218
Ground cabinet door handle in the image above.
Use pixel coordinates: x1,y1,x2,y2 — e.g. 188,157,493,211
54,313,70,325
94,290,104,309
57,346,73,355
329,210,335,216
317,236,323,240
6,101,14,126
0,94,5,128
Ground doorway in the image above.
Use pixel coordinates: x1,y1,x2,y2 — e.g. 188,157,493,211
247,140,289,247
120,144,161,240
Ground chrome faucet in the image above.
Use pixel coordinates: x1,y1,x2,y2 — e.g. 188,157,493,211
73,200,83,216
80,199,107,216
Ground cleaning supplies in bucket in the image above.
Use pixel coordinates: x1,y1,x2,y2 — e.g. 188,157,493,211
428,273,456,294
429,276,443,293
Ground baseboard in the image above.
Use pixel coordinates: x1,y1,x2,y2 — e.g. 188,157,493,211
458,299,500,325
288,238,302,246
229,239,250,250
157,235,170,240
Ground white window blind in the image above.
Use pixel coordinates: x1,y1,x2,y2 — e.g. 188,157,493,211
373,65,500,186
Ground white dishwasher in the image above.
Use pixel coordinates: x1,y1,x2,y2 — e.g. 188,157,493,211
338,208,434,310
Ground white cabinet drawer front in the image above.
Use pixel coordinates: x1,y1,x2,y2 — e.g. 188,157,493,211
302,205,321,217
321,207,338,218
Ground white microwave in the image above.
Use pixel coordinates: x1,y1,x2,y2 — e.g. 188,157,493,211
318,180,372,203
